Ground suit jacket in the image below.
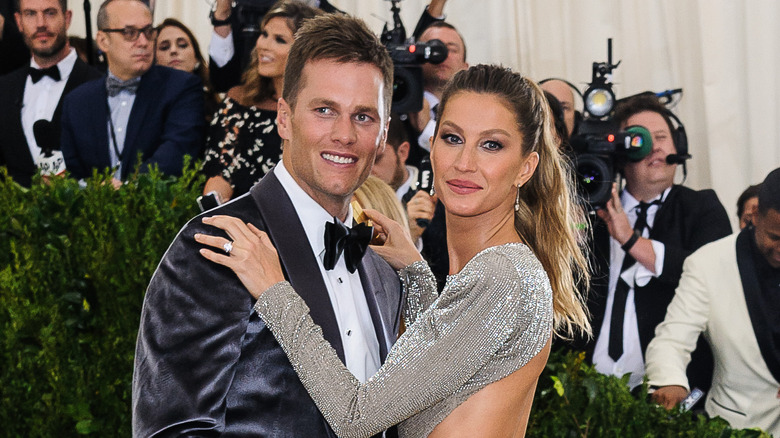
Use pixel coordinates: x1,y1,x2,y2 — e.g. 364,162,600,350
132,169,403,437
60,65,204,180
646,233,780,435
0,58,102,187
586,185,732,355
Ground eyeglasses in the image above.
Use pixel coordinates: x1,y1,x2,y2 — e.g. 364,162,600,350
100,25,157,42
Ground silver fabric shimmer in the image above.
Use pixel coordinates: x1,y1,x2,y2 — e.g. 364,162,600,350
254,243,553,438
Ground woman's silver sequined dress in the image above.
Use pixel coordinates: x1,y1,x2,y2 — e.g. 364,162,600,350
253,243,553,438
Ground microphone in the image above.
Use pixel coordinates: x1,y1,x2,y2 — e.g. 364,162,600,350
33,119,66,176
33,119,58,156
665,153,691,164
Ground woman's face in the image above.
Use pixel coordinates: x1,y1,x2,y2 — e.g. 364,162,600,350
431,91,538,219
255,17,294,80
155,26,199,73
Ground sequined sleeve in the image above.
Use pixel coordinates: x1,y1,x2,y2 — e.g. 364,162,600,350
398,260,438,326
253,245,552,438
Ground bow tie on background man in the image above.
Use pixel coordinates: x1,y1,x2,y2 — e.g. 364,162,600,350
323,217,373,274
106,76,141,97
29,65,61,83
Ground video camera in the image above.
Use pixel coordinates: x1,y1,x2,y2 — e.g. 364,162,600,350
381,0,448,114
569,39,654,209
233,0,278,72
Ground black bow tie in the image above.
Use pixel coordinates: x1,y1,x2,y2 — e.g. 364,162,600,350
106,76,141,97
29,65,61,83
323,217,373,273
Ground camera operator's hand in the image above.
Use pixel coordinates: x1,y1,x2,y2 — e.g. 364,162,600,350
409,97,431,134
407,189,437,242
212,0,233,37
596,183,658,272
651,385,688,410
596,183,634,245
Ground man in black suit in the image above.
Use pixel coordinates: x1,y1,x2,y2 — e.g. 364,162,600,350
132,13,402,437
584,94,732,391
60,0,203,186
0,0,102,187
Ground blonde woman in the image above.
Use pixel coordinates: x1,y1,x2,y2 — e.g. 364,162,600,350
197,64,591,437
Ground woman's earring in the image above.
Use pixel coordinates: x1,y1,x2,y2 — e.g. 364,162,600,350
514,184,521,212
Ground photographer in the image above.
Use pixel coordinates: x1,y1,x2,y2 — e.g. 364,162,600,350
207,0,342,92
584,94,731,392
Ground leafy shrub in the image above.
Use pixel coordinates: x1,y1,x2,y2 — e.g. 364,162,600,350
528,350,771,437
0,165,202,436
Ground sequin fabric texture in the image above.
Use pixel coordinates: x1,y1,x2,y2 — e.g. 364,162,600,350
254,243,554,438
201,97,282,198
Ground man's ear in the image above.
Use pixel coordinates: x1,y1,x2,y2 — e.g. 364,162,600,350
96,31,110,54
64,9,72,30
276,98,292,141
515,152,539,187
14,12,22,32
397,141,410,163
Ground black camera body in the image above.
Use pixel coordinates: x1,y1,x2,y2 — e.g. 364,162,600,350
381,0,447,114
570,39,652,209
233,0,277,71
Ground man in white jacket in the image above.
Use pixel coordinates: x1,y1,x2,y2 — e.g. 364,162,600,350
646,167,780,436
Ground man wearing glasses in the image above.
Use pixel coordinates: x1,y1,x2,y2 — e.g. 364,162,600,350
60,0,203,186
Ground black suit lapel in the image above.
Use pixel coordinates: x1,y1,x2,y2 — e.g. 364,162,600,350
122,67,156,175
4,69,35,170
737,228,780,383
250,170,346,363
648,185,678,241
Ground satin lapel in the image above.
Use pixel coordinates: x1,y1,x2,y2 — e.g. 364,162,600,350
736,228,780,383
122,67,155,172
357,251,391,361
648,185,678,241
93,80,112,168
250,170,346,363
6,71,35,168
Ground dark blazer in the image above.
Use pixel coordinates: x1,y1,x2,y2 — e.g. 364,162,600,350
0,58,102,187
132,169,403,437
60,65,204,180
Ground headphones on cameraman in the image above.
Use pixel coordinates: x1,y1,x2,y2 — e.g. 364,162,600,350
539,77,584,134
663,109,690,163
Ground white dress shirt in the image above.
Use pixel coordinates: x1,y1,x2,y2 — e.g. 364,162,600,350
21,48,77,164
274,160,381,382
593,187,669,389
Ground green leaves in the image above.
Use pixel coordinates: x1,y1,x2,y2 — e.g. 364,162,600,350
0,164,202,436
527,349,772,437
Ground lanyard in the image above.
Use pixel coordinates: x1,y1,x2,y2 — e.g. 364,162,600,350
106,98,123,166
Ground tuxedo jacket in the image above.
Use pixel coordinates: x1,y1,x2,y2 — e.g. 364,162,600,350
132,169,403,437
0,58,102,187
60,65,204,180
646,233,780,435
585,185,732,357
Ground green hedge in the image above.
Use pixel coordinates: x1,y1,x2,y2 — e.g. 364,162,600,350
0,166,770,437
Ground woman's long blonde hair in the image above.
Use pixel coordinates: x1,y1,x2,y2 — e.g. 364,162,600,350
436,65,591,338
353,176,411,237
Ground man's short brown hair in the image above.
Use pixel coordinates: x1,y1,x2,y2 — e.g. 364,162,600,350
282,13,393,119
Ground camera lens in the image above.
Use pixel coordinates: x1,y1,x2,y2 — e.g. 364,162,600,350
575,154,612,205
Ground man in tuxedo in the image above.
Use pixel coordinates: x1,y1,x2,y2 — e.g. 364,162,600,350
60,0,203,185
584,94,732,390
0,0,102,187
646,167,780,435
132,13,402,437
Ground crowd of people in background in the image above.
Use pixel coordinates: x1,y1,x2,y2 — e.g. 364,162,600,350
1,0,778,436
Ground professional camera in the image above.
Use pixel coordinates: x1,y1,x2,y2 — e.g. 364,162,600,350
569,39,653,208
381,0,447,114
233,0,278,72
